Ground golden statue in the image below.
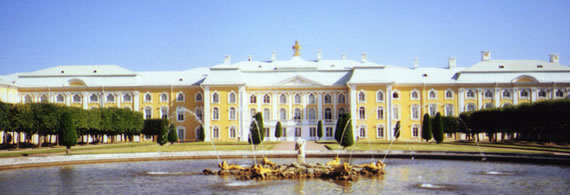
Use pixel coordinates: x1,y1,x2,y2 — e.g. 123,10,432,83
358,160,385,170
262,157,276,167
326,157,341,167
252,164,274,178
218,161,245,170
292,41,301,56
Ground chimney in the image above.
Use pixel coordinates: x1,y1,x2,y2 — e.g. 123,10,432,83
341,53,346,60
317,50,322,62
413,57,419,69
549,53,559,64
224,56,231,64
271,51,276,62
448,57,456,69
361,53,367,63
248,56,252,62
481,50,491,61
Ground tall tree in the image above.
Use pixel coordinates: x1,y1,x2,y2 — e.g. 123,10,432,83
334,114,346,143
274,121,282,139
340,116,354,149
317,120,323,140
198,125,205,141
422,113,432,142
60,111,77,154
0,102,10,146
432,112,444,144
249,112,264,147
167,124,178,144
393,121,401,140
156,119,168,145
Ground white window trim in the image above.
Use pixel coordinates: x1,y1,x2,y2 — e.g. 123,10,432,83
444,89,454,100
195,92,203,102
177,126,185,141
445,104,454,116
72,94,82,103
177,108,185,122
519,89,530,99
176,92,185,102
307,108,316,121
376,90,385,103
263,94,271,104
410,104,420,120
358,90,366,103
279,94,287,104
89,94,98,103
144,106,152,119
144,92,152,102
324,93,332,104
212,126,220,139
123,93,132,102
537,89,548,99
294,108,302,121
56,94,65,103
483,89,494,100
228,107,236,120
428,104,438,116
160,92,169,103
358,106,366,120
250,94,257,104
376,106,384,120
161,106,169,119
229,126,237,139
228,91,237,104
466,89,476,100
279,108,287,121
465,103,476,112
307,93,316,105
428,89,437,100
212,106,220,120
411,125,420,138
212,91,220,104
392,90,400,100
376,124,385,138
502,89,513,99
106,94,115,103
358,125,367,138
554,89,565,98
410,89,420,101
337,94,346,104
195,107,204,121
392,104,400,120
263,108,271,121
324,107,332,121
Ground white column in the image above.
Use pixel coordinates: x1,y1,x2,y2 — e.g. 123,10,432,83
332,92,337,120
272,92,278,121
65,93,71,106
288,92,293,120
82,92,88,109
203,87,211,141
457,88,465,112
513,88,519,105
349,84,358,141
100,93,104,108
117,93,122,108
477,88,483,110
239,86,247,142
494,88,501,108
386,85,392,141
133,92,140,111
317,91,323,121
531,88,537,102
302,92,307,122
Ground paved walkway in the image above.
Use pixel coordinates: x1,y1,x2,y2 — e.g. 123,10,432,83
272,141,328,151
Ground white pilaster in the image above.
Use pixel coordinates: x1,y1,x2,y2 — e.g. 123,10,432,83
349,84,358,141
82,92,88,109
239,86,247,142
203,87,211,141
65,93,71,106
272,91,278,121
133,92,140,112
117,93,122,108
317,92,323,121
513,88,518,105
531,88,537,103
477,88,483,110
494,88,501,108
386,85,392,141
332,92,337,120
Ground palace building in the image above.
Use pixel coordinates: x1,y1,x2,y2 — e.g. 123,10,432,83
1,42,569,142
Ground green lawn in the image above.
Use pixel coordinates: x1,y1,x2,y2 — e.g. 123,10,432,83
324,141,570,154
0,141,277,157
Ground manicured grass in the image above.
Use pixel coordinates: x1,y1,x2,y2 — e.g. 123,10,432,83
324,141,569,154
0,141,277,157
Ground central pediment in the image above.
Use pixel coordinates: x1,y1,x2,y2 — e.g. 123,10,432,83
275,75,322,86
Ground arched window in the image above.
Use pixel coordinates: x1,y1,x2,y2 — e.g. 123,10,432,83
338,107,345,117
429,90,437,99
213,107,219,120
445,89,454,99
294,108,301,121
429,104,437,116
555,89,564,98
177,93,184,102
392,91,399,99
445,104,454,116
263,94,270,104
358,91,365,102
308,94,316,104
144,107,152,119
250,95,257,104
411,104,420,120
228,92,236,104
324,108,332,121
359,127,366,138
145,93,152,102
280,108,287,121
24,95,32,103
195,93,203,102
484,103,494,109
502,90,512,98
106,94,115,102
56,94,64,103
40,95,48,103
392,104,400,120
466,90,475,98
308,108,316,121
73,94,81,103
195,107,203,121
520,89,530,98
279,94,287,104
411,90,419,100
90,94,98,102
377,125,384,138
212,93,219,103
250,108,257,118
484,90,493,98
177,127,185,141
538,89,547,98
338,94,345,104
229,127,236,138
212,126,219,139
324,94,332,104
161,107,169,119
229,107,236,120
359,107,366,120
377,106,384,119
466,103,476,112
160,93,168,102
123,94,132,102
263,108,270,121
376,91,384,102
294,94,301,104
177,109,185,121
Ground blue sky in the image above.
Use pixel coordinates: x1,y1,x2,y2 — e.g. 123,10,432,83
1,0,569,75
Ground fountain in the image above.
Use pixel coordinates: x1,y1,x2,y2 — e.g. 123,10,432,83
295,138,306,163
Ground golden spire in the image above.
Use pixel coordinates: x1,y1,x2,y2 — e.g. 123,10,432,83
292,41,301,56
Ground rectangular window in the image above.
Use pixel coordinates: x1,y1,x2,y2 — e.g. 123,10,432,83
309,127,316,137
283,128,287,137
265,128,270,137
325,127,333,137
295,128,301,137
412,127,419,137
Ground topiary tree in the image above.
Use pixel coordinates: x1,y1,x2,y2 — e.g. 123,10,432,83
60,111,77,155
432,112,444,144
274,121,282,140
317,120,323,141
340,116,354,149
198,125,205,141
156,119,168,145
249,112,264,148
334,114,346,143
167,124,178,144
422,113,432,142
394,121,401,140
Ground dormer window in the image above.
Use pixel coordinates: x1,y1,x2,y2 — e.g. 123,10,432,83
537,65,543,68
422,74,428,77
60,70,65,74
498,65,504,69
179,78,183,81
93,70,97,73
